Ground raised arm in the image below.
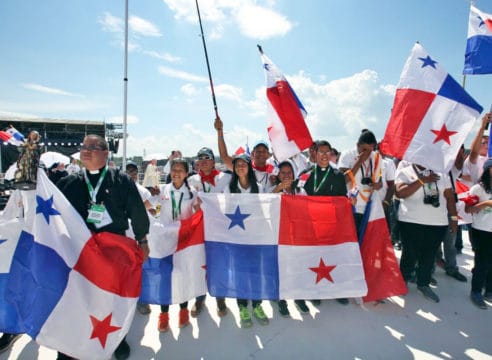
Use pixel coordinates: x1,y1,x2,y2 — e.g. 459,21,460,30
214,116,233,170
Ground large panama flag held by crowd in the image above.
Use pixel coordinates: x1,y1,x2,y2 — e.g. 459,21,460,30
4,169,143,359
201,193,368,300
380,43,482,173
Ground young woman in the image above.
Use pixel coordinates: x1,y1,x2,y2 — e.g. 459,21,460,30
225,154,268,328
466,159,492,309
156,158,200,332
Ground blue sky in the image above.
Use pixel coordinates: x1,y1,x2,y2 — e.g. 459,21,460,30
1,0,491,158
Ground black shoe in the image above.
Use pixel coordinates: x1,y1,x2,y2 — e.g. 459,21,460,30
417,286,440,303
336,298,349,305
191,299,204,318
446,270,467,282
277,300,290,317
294,300,309,314
114,338,130,360
470,292,487,309
484,292,492,302
0,333,22,354
57,353,76,360
429,277,438,286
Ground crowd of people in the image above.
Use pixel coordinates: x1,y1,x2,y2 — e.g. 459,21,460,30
0,112,491,358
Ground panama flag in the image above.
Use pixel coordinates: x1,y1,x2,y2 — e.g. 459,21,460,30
260,49,313,162
201,193,367,300
464,5,492,74
357,192,407,303
380,43,482,173
140,210,206,305
6,169,143,359
5,126,25,146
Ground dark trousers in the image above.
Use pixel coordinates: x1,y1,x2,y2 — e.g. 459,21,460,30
160,302,188,313
237,299,261,308
471,228,492,293
399,221,446,287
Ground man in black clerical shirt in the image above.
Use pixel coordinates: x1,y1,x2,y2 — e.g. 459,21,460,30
56,134,149,360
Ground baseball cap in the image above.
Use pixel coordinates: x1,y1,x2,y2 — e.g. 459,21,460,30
232,153,251,164
197,147,215,160
253,140,269,150
126,161,138,171
483,158,492,171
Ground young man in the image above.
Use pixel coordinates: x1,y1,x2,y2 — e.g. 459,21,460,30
188,147,231,317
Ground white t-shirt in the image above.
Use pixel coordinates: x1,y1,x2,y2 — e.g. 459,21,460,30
338,148,383,214
157,183,198,224
224,182,264,194
376,157,396,201
395,162,451,226
188,171,231,193
136,182,152,203
469,184,492,232
463,155,487,184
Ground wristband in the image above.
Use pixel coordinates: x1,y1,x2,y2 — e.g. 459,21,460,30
417,178,425,186
450,215,458,221
138,239,148,245
383,200,390,206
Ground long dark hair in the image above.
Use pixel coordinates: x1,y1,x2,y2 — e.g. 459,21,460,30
229,158,259,193
275,161,295,185
479,166,492,194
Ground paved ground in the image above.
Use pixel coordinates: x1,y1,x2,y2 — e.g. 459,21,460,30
1,231,491,360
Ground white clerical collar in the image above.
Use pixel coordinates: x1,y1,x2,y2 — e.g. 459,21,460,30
89,170,99,174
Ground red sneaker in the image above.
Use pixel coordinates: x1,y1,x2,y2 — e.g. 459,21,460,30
157,312,170,332
179,308,190,328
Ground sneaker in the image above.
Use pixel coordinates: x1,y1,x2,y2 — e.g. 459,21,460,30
394,242,402,251
446,270,467,282
470,292,487,309
310,299,321,305
239,305,253,328
429,277,438,286
484,292,492,302
0,333,22,354
277,300,290,317
137,303,151,315
158,312,170,332
295,300,309,314
216,298,228,317
179,308,190,328
253,304,269,326
336,298,349,305
191,300,204,318
417,286,440,303
114,338,130,360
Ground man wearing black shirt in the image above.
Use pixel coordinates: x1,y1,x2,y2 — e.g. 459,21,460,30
56,135,149,360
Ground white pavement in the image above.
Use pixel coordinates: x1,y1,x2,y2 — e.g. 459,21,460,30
1,231,491,360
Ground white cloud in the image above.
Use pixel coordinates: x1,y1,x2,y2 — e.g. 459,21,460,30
234,4,293,39
129,15,162,37
98,12,123,33
158,65,208,82
143,50,181,63
180,83,200,96
0,110,39,119
22,83,83,97
162,0,293,40
0,99,108,115
214,84,243,102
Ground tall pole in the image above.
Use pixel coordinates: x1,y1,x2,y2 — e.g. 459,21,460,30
195,0,219,118
122,0,129,169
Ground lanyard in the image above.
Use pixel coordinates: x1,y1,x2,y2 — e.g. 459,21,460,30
83,166,108,203
171,190,184,220
202,182,211,193
360,158,372,179
313,165,331,193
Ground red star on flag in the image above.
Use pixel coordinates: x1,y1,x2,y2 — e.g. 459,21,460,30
430,124,458,145
309,258,336,284
90,313,121,348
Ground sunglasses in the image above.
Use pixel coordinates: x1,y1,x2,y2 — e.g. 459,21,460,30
198,155,212,160
80,145,105,151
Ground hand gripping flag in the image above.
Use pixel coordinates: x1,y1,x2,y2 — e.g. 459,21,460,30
259,50,313,162
380,43,483,173
6,169,143,359
464,5,492,74
357,192,407,302
140,210,206,305
201,193,367,300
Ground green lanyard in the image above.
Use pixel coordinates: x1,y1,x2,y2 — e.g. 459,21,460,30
171,190,184,220
313,165,331,193
83,166,108,203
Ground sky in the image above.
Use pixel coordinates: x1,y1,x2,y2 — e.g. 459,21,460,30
1,0,491,159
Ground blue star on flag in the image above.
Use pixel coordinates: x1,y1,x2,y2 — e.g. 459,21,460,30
477,15,485,27
263,63,270,71
0,238,6,246
36,195,60,224
225,205,250,230
418,55,437,69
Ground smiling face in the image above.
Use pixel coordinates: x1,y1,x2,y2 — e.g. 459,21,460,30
316,144,332,168
80,135,109,171
252,145,269,166
170,162,188,188
234,159,249,180
197,155,214,175
278,164,294,182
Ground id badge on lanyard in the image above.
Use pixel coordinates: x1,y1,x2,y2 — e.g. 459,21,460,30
84,166,113,228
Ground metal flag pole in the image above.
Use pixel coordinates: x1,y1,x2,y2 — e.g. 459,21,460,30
122,0,129,169
195,0,219,118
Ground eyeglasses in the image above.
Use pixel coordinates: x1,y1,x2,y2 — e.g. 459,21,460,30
198,155,212,160
80,145,104,151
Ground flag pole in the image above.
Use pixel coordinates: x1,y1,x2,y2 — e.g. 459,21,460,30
122,0,129,169
195,0,219,118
